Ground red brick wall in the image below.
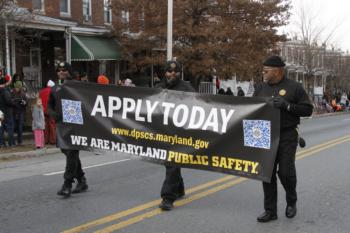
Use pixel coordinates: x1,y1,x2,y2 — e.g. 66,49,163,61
16,0,32,9
45,0,60,17
71,0,83,23
16,0,107,27
92,0,104,26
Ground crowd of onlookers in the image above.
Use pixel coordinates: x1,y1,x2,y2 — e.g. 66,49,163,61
0,73,29,148
0,71,136,150
217,86,245,96
0,73,55,149
318,92,350,113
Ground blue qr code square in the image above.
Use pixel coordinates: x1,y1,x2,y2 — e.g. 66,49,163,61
61,99,83,125
243,120,271,149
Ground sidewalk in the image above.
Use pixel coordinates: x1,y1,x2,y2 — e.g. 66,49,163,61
1,111,349,162
0,132,59,161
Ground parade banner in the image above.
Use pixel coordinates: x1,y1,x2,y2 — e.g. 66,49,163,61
57,81,280,182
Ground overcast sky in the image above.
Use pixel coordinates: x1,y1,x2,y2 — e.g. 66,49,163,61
281,0,350,52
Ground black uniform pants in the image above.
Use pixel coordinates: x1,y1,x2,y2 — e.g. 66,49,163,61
160,166,184,202
263,128,298,214
61,149,84,185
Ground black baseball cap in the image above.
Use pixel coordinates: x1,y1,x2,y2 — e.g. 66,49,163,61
263,56,286,67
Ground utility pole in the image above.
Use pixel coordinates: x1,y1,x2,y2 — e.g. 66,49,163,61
5,22,11,76
167,0,173,61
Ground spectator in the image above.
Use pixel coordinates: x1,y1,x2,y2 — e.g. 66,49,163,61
0,76,15,147
225,87,233,95
11,81,27,145
72,71,81,81
97,75,110,85
39,80,56,145
339,92,348,109
218,88,225,95
123,78,135,87
80,72,89,82
237,86,245,96
331,97,342,112
11,73,26,91
32,97,45,149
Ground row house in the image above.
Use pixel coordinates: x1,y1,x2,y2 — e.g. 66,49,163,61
0,0,123,96
324,50,350,95
279,39,350,101
278,40,327,97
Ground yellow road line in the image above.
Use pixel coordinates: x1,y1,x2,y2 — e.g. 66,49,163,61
63,134,350,233
95,178,247,233
62,176,235,233
297,137,350,160
296,134,350,157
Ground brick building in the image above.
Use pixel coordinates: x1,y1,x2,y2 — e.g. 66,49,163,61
0,0,122,96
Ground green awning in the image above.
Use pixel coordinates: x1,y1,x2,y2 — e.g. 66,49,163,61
71,35,121,61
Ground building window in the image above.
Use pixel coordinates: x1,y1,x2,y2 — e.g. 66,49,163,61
83,0,92,22
104,0,112,24
60,0,70,15
33,0,44,11
121,10,129,23
139,7,144,21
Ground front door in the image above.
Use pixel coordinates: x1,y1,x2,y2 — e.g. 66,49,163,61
23,47,42,97
30,47,42,89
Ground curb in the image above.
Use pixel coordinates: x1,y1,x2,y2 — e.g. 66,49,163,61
310,111,350,119
0,147,60,161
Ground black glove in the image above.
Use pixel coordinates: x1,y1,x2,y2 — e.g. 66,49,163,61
273,96,289,110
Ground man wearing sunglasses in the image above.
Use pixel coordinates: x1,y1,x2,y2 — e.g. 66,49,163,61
48,62,88,198
254,56,313,222
157,60,195,211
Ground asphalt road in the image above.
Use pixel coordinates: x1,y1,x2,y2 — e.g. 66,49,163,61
1,114,350,233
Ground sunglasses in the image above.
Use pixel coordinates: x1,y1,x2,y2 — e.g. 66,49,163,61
166,69,178,73
262,68,277,73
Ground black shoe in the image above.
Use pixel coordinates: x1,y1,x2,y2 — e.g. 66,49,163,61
57,184,72,198
257,212,278,223
159,199,174,211
72,177,88,194
285,205,297,218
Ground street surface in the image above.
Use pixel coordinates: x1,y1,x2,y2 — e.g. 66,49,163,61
0,114,350,233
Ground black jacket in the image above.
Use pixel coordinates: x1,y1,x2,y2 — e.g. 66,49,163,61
12,90,27,115
254,77,313,130
237,89,245,96
47,84,63,122
0,87,14,117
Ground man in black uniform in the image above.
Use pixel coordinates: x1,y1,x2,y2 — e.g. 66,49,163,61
48,62,88,198
157,60,195,211
254,56,313,222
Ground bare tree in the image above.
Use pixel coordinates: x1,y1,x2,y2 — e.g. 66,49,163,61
0,0,32,41
288,3,341,95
